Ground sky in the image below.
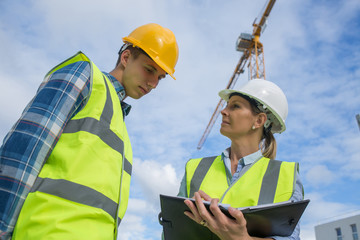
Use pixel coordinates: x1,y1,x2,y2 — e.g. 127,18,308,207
0,0,360,239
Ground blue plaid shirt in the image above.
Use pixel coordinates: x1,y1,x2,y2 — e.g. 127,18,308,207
0,59,131,239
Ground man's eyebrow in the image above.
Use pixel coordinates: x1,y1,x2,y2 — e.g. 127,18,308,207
147,64,157,72
147,64,166,78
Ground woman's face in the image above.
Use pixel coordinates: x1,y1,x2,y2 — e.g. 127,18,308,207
220,95,258,138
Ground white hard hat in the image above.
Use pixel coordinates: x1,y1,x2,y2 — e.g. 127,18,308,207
218,79,288,133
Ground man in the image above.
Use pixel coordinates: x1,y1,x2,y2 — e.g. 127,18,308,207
0,23,179,240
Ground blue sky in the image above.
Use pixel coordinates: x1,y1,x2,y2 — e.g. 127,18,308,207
1,0,360,239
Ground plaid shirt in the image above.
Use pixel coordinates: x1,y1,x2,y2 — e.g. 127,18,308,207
0,59,130,239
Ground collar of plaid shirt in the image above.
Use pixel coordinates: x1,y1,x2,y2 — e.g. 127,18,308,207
102,71,131,117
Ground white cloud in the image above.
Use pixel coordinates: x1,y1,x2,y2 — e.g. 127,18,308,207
1,0,360,239
302,192,360,224
132,158,181,205
117,198,162,240
305,165,335,187
117,214,150,240
126,198,157,215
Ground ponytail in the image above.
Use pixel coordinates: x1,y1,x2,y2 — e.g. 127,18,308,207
261,128,277,160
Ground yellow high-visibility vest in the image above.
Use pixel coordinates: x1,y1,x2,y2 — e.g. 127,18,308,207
13,52,132,240
185,155,298,208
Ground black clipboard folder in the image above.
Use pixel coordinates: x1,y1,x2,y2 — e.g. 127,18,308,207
159,194,309,240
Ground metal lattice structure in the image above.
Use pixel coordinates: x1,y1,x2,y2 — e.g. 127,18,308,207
197,0,276,150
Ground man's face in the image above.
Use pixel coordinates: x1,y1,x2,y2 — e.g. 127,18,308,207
122,52,167,99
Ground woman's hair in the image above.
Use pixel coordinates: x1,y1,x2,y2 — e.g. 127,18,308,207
229,93,277,159
261,128,276,160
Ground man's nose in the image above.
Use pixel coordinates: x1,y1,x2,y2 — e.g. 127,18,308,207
147,77,159,89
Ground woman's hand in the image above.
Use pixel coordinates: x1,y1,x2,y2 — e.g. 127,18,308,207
183,190,253,240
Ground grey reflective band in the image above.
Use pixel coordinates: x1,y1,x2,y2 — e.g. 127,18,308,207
37,75,130,225
63,117,132,176
100,76,114,125
189,156,217,198
257,160,282,205
295,163,303,198
123,157,132,176
62,76,132,176
31,177,120,222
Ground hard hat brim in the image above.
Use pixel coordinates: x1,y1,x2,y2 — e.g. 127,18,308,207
122,35,177,80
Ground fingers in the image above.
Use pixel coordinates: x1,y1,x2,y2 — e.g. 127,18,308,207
191,192,222,222
194,192,210,218
198,190,211,201
185,192,250,239
209,197,222,217
194,192,223,229
184,199,200,223
184,192,214,226
228,207,247,227
185,191,229,230
184,194,211,226
184,197,212,229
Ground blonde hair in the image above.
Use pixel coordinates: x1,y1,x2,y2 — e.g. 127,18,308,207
252,104,277,160
260,129,277,160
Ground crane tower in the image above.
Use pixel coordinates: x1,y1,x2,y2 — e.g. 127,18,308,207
197,0,276,150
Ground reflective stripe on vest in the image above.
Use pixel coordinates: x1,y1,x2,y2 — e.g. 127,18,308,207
30,78,132,224
186,155,297,208
189,156,217,198
12,52,132,240
30,177,119,220
186,155,228,199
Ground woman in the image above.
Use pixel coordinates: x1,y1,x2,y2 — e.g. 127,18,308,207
178,79,303,240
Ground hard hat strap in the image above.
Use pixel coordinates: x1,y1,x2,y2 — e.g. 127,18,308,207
264,119,272,129
118,43,152,61
118,43,132,55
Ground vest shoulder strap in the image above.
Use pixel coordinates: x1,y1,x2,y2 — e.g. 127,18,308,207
45,51,90,78
258,159,282,205
189,156,217,198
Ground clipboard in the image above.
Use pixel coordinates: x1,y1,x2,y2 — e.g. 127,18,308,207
158,194,309,240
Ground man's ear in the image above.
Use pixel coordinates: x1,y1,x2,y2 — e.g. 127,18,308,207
120,49,131,67
255,113,267,128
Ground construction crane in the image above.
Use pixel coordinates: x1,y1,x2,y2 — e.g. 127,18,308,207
197,0,276,150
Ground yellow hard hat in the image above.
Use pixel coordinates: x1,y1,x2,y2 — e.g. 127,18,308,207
122,23,179,80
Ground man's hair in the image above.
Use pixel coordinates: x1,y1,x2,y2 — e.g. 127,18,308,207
115,44,151,67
